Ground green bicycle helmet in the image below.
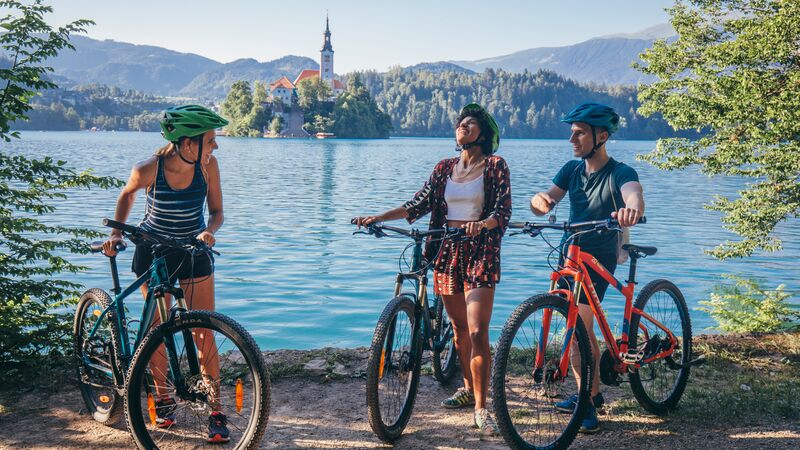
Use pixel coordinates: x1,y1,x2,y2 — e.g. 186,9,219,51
160,104,229,143
456,103,500,154
560,102,619,134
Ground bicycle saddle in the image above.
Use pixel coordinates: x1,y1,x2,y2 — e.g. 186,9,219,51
622,243,657,257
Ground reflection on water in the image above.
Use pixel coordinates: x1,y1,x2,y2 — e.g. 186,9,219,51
8,132,800,349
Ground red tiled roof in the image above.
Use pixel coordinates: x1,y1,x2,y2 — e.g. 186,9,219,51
270,76,294,90
333,79,344,90
293,70,320,85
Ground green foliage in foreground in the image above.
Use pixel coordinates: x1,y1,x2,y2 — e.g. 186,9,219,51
699,275,800,333
0,0,123,387
636,0,800,259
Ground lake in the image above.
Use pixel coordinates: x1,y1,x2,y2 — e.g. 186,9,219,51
6,132,800,349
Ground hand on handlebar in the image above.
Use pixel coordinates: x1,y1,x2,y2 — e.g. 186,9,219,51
351,215,383,228
102,235,126,257
461,220,486,237
611,208,642,228
196,230,216,247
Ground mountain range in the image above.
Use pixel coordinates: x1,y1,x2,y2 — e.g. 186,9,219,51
37,24,675,98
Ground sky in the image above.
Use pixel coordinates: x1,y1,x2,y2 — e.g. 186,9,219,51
45,0,676,72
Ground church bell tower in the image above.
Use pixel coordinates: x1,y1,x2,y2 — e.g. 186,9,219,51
320,14,334,89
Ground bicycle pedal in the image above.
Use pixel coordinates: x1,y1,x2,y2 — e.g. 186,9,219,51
620,351,643,364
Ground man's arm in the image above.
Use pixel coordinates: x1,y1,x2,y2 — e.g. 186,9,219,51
614,181,644,227
530,185,567,216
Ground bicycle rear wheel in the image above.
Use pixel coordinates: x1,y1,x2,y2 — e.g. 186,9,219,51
628,279,692,414
366,294,422,442
492,294,592,450
432,294,458,383
125,310,270,450
74,288,123,425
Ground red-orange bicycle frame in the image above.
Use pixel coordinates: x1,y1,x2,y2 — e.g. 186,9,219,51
534,243,678,381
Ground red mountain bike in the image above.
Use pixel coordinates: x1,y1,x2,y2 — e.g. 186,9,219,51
492,217,705,450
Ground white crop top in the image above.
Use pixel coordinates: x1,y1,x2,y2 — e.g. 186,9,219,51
444,175,484,221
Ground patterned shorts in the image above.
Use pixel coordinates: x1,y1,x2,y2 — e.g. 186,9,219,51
433,238,498,296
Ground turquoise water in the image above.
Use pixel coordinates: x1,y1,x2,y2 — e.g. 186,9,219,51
7,132,800,349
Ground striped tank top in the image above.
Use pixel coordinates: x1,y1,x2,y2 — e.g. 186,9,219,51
140,157,207,239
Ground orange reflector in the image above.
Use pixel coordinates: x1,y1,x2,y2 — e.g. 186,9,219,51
99,395,110,403
93,310,101,317
379,349,386,379
235,378,243,412
147,393,157,426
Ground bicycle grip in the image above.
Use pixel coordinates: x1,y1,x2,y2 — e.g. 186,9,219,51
103,218,138,234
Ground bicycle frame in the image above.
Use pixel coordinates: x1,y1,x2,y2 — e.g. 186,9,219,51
389,240,447,356
539,243,678,381
82,250,198,392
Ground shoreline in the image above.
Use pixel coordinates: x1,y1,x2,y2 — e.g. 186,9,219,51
1,332,798,449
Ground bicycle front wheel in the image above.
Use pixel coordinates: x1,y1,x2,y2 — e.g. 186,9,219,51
366,294,422,442
124,310,270,450
74,288,123,425
628,279,692,414
492,294,592,450
432,294,458,384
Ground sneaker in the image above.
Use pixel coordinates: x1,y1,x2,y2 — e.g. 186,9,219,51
579,404,600,434
440,388,475,409
207,411,231,443
554,392,605,413
154,396,177,428
473,408,499,439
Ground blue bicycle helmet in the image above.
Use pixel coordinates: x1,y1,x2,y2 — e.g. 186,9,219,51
560,102,620,134
561,103,620,159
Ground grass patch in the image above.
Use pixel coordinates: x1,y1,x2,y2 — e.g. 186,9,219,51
603,332,800,428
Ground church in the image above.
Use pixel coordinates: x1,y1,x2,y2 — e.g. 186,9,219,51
269,16,345,105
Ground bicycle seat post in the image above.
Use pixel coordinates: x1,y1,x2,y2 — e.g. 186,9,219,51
626,253,639,285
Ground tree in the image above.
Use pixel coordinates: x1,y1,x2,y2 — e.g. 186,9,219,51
221,80,253,136
268,116,284,135
0,1,122,387
296,77,332,118
330,73,392,138
636,0,800,259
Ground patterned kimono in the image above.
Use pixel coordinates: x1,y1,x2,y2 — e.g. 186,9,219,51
403,155,512,294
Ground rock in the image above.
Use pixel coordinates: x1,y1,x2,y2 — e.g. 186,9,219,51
332,362,348,377
303,357,328,376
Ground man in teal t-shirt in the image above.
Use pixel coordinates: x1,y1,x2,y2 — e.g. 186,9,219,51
529,102,645,434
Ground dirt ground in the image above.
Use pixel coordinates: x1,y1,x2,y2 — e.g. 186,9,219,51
1,374,798,450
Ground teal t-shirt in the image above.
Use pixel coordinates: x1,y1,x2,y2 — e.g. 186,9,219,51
552,158,639,255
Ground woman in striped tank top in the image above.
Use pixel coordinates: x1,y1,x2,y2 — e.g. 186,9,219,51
102,105,231,442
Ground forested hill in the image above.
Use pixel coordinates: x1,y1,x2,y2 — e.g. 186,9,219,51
357,68,689,140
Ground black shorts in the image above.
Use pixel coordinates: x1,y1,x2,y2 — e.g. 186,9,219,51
557,251,617,305
132,241,214,282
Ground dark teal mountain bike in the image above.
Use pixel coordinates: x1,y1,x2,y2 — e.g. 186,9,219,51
353,221,464,442
73,219,270,449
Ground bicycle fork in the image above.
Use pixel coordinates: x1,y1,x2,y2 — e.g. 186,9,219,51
534,277,584,383
150,291,205,402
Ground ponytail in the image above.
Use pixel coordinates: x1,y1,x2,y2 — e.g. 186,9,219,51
154,142,176,157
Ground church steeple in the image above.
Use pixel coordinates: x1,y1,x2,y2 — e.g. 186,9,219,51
320,13,334,89
321,14,333,52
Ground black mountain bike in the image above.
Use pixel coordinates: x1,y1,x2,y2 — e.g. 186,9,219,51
353,221,464,442
74,219,270,449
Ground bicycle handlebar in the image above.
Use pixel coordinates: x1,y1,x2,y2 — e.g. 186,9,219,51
350,219,466,240
508,216,647,234
102,218,220,256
